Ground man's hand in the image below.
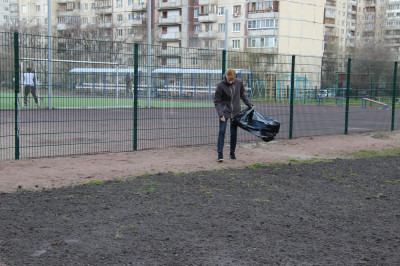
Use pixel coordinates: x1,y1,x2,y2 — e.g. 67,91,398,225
220,116,226,122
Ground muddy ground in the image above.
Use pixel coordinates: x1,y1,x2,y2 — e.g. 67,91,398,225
1,155,400,265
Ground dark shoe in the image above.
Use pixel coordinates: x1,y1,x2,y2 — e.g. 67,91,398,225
229,152,236,160
217,152,223,162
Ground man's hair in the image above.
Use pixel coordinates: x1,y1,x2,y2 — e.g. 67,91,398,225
27,67,31,73
225,69,236,79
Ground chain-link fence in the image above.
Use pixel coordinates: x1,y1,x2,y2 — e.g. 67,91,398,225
1,32,400,161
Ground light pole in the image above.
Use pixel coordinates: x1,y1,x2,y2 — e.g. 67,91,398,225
47,0,52,109
146,0,151,108
225,7,228,70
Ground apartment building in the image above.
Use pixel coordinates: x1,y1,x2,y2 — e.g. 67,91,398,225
1,0,10,28
324,0,400,60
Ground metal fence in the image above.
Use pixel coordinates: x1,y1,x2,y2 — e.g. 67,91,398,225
1,32,400,161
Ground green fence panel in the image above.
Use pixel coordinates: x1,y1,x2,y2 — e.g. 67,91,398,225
1,31,400,161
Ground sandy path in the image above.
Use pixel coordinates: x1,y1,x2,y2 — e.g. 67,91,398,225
1,131,400,193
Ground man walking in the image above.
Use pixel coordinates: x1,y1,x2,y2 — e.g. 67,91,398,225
23,67,39,107
214,69,253,162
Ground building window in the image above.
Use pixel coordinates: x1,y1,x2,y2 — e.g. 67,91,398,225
92,17,96,24
232,23,240,32
128,13,133,21
128,0,133,6
22,18,27,25
91,3,95,10
117,29,123,37
218,7,225,15
248,19,275,30
189,38,200,47
194,9,198,18
342,21,345,25
117,0,122,7
3,15,7,20
342,3,345,8
204,40,212,48
247,37,276,48
218,40,225,49
341,29,344,34
342,12,345,16
4,7,9,11
194,25,200,34
22,5,26,12
36,5,40,12
35,18,40,25
191,58,197,66
205,24,212,31
83,17,88,24
218,23,225,32
83,4,88,11
232,40,240,49
117,14,123,22
233,5,241,14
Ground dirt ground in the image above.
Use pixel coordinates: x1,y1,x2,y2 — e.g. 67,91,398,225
1,131,400,265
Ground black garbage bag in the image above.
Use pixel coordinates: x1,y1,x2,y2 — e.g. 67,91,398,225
232,107,280,142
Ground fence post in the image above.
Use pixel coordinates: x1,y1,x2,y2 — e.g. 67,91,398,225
289,55,295,139
14,32,20,160
222,50,226,80
391,61,398,131
133,43,139,151
345,58,351,135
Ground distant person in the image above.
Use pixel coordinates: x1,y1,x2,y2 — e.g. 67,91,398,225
126,73,132,96
23,67,38,107
214,68,253,162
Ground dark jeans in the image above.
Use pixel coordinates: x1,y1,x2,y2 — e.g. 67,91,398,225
24,85,38,105
217,118,238,154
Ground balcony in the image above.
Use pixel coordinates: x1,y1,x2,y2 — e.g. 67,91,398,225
198,30,217,39
324,19,336,27
198,49,217,57
325,31,336,36
57,9,81,17
247,29,277,37
325,1,336,7
325,12,336,19
158,16,182,25
158,0,182,10
132,3,146,10
199,0,214,4
157,49,183,57
159,32,181,40
248,12,276,19
365,0,376,7
57,23,67,30
131,18,146,25
247,47,278,54
198,13,218,23
95,7,112,14
98,22,112,28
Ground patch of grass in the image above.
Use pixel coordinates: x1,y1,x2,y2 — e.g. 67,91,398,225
348,147,400,158
86,180,104,185
111,216,117,219
289,159,298,162
249,163,264,169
